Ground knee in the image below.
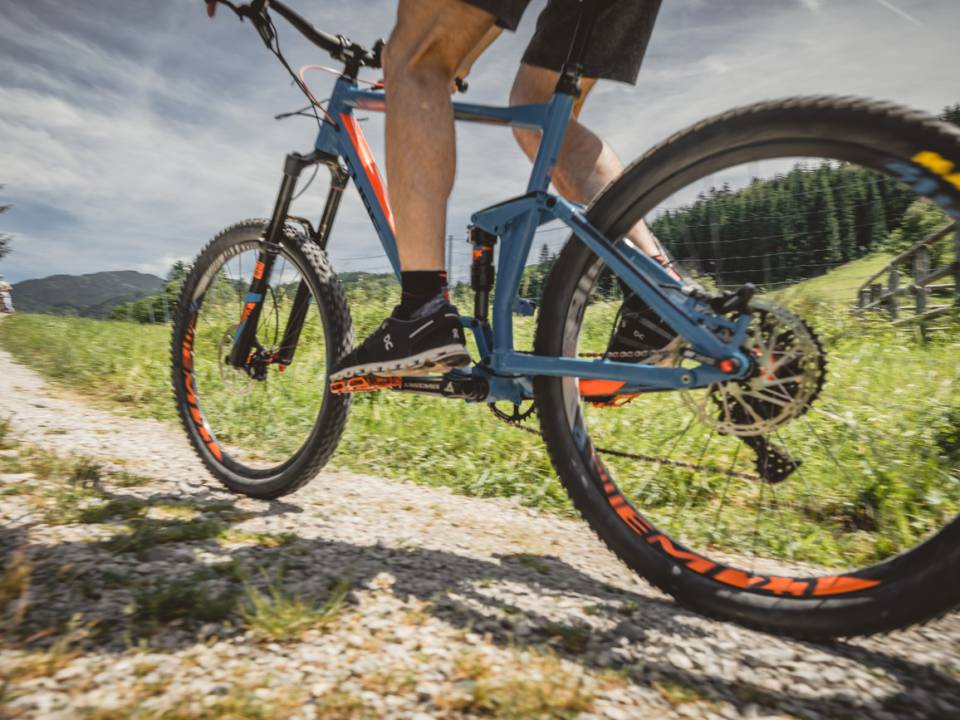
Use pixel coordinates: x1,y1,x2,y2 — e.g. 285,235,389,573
384,31,460,88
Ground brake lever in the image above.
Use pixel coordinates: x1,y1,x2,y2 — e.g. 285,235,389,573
370,39,385,69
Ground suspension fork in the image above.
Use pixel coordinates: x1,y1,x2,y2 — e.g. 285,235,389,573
228,151,329,369
275,163,349,367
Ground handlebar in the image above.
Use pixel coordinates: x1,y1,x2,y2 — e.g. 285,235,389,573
206,0,382,70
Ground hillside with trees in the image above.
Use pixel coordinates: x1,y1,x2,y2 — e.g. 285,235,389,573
12,271,164,318
649,164,917,289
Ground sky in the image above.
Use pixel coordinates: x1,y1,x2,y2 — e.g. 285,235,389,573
1,0,959,284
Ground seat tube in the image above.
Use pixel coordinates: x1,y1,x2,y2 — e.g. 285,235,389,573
527,93,575,194
525,0,598,193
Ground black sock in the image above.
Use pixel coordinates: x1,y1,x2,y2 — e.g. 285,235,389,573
397,270,447,318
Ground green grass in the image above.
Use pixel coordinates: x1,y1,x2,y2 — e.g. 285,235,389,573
132,578,238,625
241,576,349,641
442,649,601,718
772,252,895,306
0,310,565,513
2,260,959,570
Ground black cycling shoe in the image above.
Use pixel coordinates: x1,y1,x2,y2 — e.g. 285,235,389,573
330,295,471,381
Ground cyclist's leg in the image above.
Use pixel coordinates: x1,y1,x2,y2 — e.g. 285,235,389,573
330,1,496,381
383,0,496,271
509,65,667,258
511,65,683,365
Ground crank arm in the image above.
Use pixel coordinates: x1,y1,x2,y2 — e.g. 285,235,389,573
330,374,489,400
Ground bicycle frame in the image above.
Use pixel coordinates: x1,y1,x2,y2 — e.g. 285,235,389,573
238,72,753,403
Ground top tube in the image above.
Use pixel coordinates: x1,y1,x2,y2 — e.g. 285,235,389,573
340,87,551,131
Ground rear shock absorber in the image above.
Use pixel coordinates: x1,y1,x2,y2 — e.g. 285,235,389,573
470,225,497,323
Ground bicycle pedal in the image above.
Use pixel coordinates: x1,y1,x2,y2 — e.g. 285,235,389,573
330,375,402,394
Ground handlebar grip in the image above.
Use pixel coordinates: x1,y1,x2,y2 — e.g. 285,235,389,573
268,0,342,56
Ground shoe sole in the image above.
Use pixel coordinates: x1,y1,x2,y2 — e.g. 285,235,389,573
329,344,471,382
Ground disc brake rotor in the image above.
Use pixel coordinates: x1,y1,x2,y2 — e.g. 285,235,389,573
680,299,826,438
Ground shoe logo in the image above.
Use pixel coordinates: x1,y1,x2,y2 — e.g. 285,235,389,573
633,330,645,340
384,334,394,351
452,328,459,339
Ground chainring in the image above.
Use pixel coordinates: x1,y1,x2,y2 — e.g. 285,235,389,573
680,299,826,438
488,399,537,424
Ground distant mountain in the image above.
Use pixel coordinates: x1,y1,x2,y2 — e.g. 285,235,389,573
12,271,165,318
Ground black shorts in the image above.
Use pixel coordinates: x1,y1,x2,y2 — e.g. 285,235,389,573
463,0,661,84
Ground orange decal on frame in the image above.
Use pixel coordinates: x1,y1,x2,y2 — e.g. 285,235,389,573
340,113,396,234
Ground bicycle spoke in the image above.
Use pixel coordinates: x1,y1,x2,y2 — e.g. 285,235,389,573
708,441,742,543
668,428,715,534
750,480,768,573
186,240,329,470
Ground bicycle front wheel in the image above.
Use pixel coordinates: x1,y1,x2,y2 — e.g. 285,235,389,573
535,97,960,638
171,219,352,498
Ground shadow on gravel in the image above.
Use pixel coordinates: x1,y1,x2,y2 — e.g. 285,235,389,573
2,491,958,720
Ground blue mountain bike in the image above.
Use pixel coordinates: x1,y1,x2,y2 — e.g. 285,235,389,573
173,0,960,637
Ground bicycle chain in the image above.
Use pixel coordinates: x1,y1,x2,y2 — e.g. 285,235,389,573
488,349,760,482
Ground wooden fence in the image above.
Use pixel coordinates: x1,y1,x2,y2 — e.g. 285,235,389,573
855,222,959,338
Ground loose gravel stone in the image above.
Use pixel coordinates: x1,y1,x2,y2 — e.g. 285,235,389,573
0,345,958,719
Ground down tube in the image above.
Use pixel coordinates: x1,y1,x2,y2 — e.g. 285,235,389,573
337,112,401,279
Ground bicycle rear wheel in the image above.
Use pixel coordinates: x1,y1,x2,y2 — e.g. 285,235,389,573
171,219,352,498
535,97,960,638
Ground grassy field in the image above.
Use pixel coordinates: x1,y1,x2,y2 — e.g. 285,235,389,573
2,255,958,571
772,252,894,306
0,298,567,513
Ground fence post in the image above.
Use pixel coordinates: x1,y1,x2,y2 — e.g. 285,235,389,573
869,283,883,309
887,269,899,320
914,246,930,341
857,287,869,311
708,207,723,287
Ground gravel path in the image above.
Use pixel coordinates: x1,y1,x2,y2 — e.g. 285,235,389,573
0,345,958,719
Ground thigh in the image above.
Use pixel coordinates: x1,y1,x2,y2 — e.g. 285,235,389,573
522,0,662,84
390,0,497,69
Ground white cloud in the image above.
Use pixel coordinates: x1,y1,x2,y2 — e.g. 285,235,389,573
1,0,958,284
870,0,923,26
